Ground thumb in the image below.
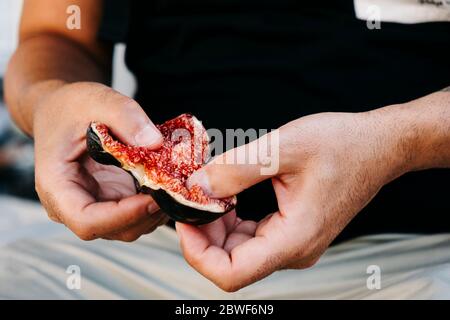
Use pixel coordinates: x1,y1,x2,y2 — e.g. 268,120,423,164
93,90,163,148
187,131,280,198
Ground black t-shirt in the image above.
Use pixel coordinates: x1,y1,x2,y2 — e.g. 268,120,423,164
99,0,450,241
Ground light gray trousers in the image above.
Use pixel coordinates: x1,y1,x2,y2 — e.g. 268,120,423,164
1,195,449,299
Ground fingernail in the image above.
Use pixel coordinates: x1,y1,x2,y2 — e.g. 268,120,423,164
187,170,213,196
134,124,163,147
147,201,159,214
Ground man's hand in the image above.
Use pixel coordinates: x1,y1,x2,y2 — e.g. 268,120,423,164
177,107,419,292
33,81,168,241
4,0,171,242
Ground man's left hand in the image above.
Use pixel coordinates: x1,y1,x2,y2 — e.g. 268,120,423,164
177,107,415,292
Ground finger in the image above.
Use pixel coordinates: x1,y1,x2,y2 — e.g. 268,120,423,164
106,210,166,242
223,233,253,253
198,219,227,247
103,218,163,241
85,87,163,147
232,220,257,235
49,181,158,240
224,220,257,253
187,131,280,198
47,211,63,224
105,203,162,239
197,210,237,247
156,214,170,227
223,210,239,233
254,213,275,235
177,211,301,292
176,222,235,290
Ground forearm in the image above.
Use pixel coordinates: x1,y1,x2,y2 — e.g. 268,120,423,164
4,34,110,136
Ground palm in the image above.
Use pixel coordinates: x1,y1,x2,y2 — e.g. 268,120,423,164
45,152,167,241
176,177,302,291
81,156,137,201
186,210,258,254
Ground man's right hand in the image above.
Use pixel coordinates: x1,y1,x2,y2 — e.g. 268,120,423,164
32,81,168,241
4,1,167,241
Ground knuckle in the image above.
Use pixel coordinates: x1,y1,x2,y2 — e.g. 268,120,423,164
213,272,242,292
75,231,96,241
120,96,140,110
112,98,149,134
217,279,241,293
71,223,97,241
34,186,46,209
184,253,200,269
34,173,47,199
117,97,143,119
157,216,170,227
302,257,319,269
145,225,158,234
47,212,62,223
293,246,315,265
116,232,141,243
34,180,43,196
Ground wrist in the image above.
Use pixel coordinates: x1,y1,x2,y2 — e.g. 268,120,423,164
21,79,68,136
362,103,423,184
368,92,450,180
398,91,450,171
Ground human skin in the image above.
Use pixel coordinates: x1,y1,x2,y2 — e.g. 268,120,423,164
5,0,450,291
4,0,168,241
182,90,450,292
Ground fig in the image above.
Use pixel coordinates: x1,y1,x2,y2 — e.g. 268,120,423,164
86,113,236,225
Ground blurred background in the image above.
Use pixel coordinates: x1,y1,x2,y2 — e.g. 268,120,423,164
0,0,35,199
0,0,135,201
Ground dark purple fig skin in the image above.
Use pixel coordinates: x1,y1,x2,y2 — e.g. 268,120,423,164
86,126,121,168
86,125,233,225
139,186,229,225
